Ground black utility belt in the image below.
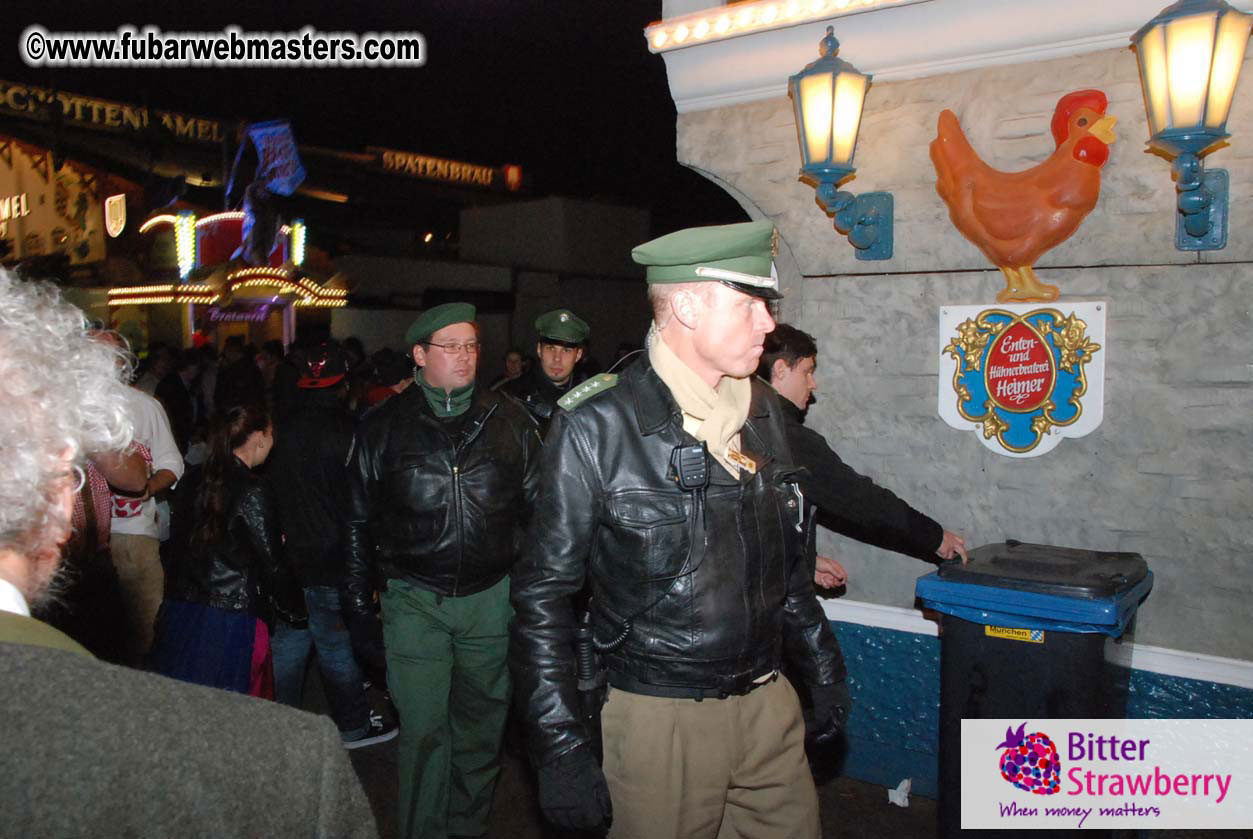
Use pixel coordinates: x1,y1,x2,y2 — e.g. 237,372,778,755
608,670,779,701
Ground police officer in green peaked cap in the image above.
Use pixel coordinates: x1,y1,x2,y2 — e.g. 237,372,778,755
405,301,477,346
497,308,592,433
631,220,783,300
535,309,590,345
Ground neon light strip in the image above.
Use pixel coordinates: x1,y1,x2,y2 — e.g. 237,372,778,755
290,221,306,266
175,213,197,279
138,215,177,234
109,271,346,308
226,270,346,305
108,295,221,306
195,211,245,227
108,284,178,295
644,0,931,53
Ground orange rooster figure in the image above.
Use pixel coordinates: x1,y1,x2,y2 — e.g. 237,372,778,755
931,90,1117,302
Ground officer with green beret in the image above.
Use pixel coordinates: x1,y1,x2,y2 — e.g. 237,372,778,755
510,221,844,838
345,301,541,839
499,308,591,436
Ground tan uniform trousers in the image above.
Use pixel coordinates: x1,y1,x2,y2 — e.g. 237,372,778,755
601,675,820,839
109,532,164,666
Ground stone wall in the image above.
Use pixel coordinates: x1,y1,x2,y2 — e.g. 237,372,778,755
676,45,1253,660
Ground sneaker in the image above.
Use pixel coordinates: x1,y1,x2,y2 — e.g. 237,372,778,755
343,711,399,750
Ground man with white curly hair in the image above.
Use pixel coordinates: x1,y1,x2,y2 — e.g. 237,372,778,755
0,269,378,839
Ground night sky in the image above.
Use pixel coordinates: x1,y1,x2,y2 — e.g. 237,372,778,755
0,2,747,234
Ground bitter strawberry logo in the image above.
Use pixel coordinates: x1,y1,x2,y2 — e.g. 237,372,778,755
997,722,1061,795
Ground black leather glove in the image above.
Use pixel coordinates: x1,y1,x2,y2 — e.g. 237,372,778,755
807,680,852,748
537,745,613,833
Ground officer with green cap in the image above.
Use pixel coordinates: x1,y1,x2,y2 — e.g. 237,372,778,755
510,221,844,838
345,301,541,839
499,308,591,435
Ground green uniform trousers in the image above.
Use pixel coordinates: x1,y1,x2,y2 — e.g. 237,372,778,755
381,577,512,839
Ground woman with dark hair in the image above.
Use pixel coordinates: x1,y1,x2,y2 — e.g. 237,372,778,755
150,403,305,697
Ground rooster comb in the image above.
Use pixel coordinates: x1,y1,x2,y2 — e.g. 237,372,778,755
1051,89,1108,148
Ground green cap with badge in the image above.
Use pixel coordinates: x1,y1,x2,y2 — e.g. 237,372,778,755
631,220,782,300
535,309,590,345
404,302,477,346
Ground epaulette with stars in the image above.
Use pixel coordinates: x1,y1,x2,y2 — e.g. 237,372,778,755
557,373,619,411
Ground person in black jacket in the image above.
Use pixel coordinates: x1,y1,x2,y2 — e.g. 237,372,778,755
758,323,968,582
150,402,306,697
509,222,845,839
498,308,591,436
154,349,202,455
267,342,397,749
343,303,541,839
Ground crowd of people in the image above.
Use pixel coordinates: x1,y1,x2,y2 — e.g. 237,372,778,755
37,316,434,750
1,220,967,839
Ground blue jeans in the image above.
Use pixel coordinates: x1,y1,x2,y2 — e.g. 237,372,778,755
271,585,369,740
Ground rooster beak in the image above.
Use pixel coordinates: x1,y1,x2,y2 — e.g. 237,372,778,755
1090,115,1117,145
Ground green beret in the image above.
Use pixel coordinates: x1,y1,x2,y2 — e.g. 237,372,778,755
405,302,477,346
631,221,782,300
535,309,590,344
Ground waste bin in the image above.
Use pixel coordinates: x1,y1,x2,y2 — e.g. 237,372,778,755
915,540,1153,838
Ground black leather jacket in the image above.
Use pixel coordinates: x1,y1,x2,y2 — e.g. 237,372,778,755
509,355,844,767
343,384,541,612
168,457,304,626
498,366,587,436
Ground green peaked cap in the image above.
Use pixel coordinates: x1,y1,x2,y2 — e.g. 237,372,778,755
535,309,590,344
405,302,476,346
630,220,782,299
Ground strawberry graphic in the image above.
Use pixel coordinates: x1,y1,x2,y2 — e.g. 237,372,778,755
996,722,1061,795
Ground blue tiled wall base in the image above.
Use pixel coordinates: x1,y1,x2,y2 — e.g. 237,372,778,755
831,621,941,799
1126,668,1253,718
828,620,1253,801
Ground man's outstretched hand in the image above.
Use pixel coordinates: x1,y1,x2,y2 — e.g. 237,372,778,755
936,530,969,565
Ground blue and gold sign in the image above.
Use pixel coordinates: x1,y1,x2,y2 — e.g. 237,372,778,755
938,302,1105,458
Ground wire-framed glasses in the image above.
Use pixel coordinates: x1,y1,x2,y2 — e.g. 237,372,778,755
424,340,482,356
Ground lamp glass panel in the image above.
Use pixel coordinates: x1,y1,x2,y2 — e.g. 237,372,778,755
1165,12,1217,129
1139,24,1171,134
800,72,835,165
831,72,868,166
1205,10,1252,129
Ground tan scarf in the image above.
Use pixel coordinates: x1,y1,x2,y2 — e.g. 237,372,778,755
648,325,752,478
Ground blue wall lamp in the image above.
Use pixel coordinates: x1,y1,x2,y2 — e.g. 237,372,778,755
1132,0,1252,251
788,26,892,261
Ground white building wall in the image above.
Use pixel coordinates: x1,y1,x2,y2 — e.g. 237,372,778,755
675,43,1253,660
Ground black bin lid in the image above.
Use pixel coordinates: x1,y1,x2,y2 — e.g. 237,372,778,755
938,540,1148,600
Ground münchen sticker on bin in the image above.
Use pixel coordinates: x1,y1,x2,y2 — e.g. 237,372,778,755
985,626,1045,643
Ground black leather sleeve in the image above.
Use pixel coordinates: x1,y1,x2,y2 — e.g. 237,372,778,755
342,429,377,617
519,415,543,529
508,409,598,768
787,420,943,562
781,520,847,688
238,481,305,626
238,481,285,585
